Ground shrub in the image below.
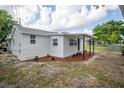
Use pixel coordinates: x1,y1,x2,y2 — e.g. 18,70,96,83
0,43,6,49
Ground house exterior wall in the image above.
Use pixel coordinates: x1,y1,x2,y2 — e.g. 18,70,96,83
80,38,83,52
50,36,64,57
50,35,83,58
63,36,78,57
19,34,83,60
7,39,12,51
8,25,86,61
19,34,50,61
10,27,21,57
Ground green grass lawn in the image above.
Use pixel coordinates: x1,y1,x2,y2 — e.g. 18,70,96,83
84,44,107,52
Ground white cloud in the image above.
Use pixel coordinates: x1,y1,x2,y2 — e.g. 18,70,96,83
49,5,119,30
87,6,107,22
67,12,85,27
18,5,39,25
28,6,52,30
0,5,51,29
29,7,51,29
0,5,119,32
87,5,118,22
84,29,93,35
50,5,82,29
39,7,51,25
0,5,15,17
106,5,118,11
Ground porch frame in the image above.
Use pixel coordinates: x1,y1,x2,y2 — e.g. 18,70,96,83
82,35,95,60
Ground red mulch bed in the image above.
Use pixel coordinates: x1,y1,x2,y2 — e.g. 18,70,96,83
28,52,94,62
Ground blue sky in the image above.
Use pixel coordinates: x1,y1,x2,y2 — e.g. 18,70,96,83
41,5,123,34
0,5,123,34
87,8,124,30
41,6,123,33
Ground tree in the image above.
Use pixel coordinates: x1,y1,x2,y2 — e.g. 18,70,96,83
93,20,124,45
0,10,15,43
111,31,120,43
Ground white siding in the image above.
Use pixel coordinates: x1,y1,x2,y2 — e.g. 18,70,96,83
63,36,78,57
19,34,50,60
80,38,83,52
50,36,64,57
8,25,86,61
7,39,12,51
10,28,21,57
50,36,83,58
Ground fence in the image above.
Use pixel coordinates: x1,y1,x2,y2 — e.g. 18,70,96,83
107,44,124,53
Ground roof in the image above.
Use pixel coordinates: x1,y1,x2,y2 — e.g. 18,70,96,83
50,32,95,38
8,24,95,38
16,24,58,36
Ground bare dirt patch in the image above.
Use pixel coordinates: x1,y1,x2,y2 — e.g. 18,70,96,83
0,52,124,88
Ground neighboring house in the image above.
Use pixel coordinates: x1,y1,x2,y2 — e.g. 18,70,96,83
7,24,93,61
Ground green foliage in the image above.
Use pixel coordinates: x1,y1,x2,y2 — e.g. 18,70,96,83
93,20,124,45
111,32,120,43
0,43,6,49
0,9,15,43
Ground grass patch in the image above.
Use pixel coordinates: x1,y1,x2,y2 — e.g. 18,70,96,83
112,81,124,88
0,53,124,87
95,72,108,81
35,75,56,87
84,44,108,53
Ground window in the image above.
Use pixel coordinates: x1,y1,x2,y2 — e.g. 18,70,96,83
74,40,77,45
30,35,36,44
69,39,73,46
69,39,77,46
53,39,58,46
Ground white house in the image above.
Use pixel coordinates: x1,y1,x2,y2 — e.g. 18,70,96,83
7,24,93,61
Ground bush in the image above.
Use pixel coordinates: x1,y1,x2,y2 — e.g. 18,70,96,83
0,43,6,49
